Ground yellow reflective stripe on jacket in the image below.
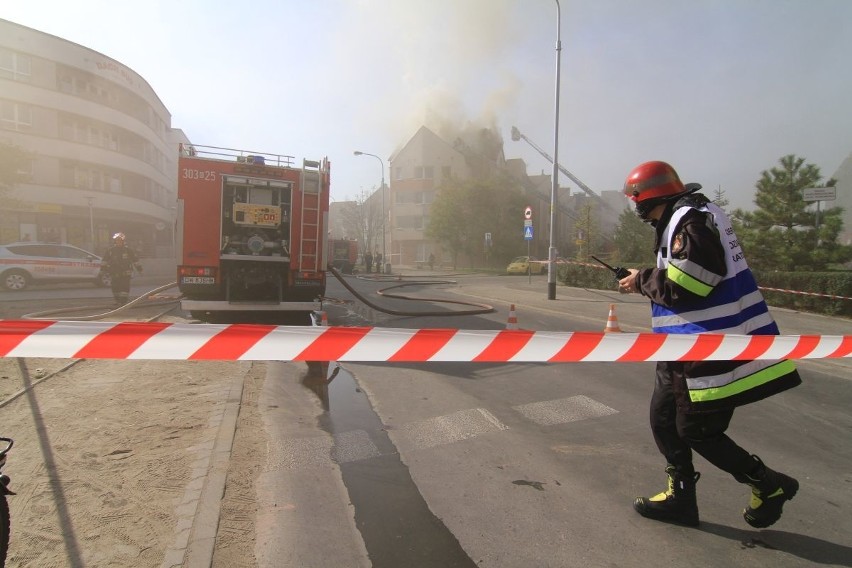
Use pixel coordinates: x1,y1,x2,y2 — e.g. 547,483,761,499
688,360,797,402
667,263,714,297
670,258,723,287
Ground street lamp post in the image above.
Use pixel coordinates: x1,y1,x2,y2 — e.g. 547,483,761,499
548,0,562,300
353,150,387,274
87,196,95,252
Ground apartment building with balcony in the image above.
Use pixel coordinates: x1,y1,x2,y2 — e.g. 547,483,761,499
0,18,187,257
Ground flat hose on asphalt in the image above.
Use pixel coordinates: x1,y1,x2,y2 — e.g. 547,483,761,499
21,281,181,320
327,265,495,317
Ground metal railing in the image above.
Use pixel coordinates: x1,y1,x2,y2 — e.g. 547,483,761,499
179,143,295,168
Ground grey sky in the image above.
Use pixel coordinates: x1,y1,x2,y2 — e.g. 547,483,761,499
4,0,850,210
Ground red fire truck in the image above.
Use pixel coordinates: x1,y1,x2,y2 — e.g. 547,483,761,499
176,144,330,322
329,238,359,274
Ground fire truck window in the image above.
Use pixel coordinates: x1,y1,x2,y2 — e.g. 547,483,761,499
250,186,274,205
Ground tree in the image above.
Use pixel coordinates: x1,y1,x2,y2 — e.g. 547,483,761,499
337,188,382,261
711,186,730,211
573,202,602,262
427,174,527,269
732,154,851,271
612,206,655,264
0,142,31,242
0,141,31,197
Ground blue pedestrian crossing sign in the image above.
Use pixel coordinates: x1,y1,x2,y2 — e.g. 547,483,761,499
524,225,534,240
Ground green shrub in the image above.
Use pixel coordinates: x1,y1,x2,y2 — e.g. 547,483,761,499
557,263,852,318
752,270,852,317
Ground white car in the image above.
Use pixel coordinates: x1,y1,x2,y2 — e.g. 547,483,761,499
0,242,109,291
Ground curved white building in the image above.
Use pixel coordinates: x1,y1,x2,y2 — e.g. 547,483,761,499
0,18,187,257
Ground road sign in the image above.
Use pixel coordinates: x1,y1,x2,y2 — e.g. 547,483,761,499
524,206,532,220
524,226,534,240
803,187,836,202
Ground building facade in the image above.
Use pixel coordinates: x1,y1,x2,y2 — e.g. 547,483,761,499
831,152,852,246
0,18,187,257
386,125,623,268
388,126,472,267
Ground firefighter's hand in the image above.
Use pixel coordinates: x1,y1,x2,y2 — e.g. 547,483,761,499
618,269,640,294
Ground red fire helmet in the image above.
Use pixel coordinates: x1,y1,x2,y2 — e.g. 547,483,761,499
623,161,686,204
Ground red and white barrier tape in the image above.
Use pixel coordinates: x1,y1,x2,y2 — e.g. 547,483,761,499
1,320,850,362
757,286,852,301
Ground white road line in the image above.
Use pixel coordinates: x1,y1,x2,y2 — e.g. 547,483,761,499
265,396,618,470
393,408,509,451
512,395,618,426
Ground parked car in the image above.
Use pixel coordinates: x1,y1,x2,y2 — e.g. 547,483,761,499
0,242,109,291
506,255,545,275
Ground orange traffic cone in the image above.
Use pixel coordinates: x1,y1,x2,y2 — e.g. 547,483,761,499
604,304,622,333
506,304,519,330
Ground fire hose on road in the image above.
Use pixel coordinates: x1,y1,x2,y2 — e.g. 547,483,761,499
325,265,495,317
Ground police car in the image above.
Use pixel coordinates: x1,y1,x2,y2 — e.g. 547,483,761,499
0,242,110,291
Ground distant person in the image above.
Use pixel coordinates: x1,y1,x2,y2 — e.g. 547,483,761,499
618,160,801,528
428,252,436,271
102,232,143,305
364,250,373,274
375,250,383,274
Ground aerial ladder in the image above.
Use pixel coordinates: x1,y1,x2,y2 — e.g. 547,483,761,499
511,126,615,212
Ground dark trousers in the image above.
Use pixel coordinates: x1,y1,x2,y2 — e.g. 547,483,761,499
650,361,754,476
111,273,131,301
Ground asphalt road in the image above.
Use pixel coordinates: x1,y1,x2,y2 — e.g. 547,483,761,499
1,272,850,567
253,272,852,568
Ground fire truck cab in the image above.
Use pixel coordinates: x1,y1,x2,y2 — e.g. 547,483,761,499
176,144,329,322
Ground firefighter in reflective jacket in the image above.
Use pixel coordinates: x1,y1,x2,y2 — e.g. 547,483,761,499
617,161,801,528
102,232,142,305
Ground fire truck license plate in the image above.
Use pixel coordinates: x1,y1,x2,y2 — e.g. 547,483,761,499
181,276,215,284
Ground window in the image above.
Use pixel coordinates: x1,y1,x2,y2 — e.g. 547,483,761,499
0,101,32,131
58,74,73,93
396,215,424,230
0,49,31,81
394,167,403,180
109,176,122,193
396,190,434,205
424,166,434,179
16,158,34,180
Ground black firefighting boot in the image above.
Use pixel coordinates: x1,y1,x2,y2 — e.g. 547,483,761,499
734,455,798,528
633,465,700,527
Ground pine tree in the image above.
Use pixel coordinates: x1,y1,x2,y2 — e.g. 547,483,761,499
732,154,851,271
612,207,655,264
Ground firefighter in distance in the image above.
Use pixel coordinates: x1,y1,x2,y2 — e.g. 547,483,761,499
102,232,143,305
617,160,801,528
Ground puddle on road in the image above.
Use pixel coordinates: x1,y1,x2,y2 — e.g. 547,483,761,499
303,363,477,567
